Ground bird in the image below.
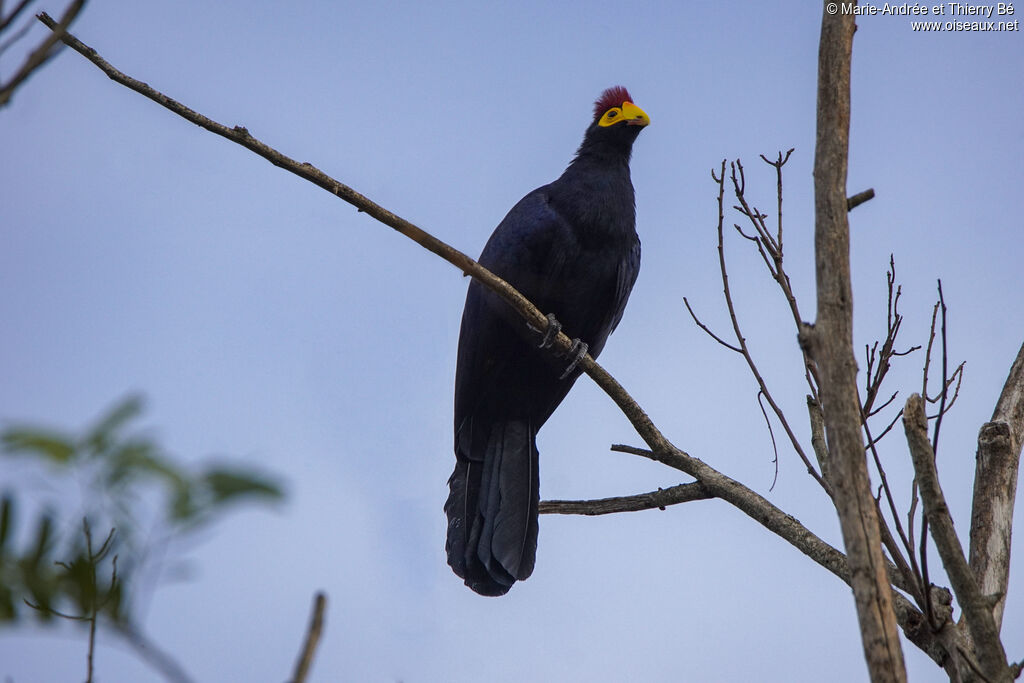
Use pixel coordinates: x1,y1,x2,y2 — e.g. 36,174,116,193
444,86,649,596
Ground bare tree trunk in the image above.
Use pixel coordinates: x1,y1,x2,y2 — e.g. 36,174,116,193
807,4,907,681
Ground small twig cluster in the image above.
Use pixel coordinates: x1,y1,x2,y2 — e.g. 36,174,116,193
678,152,1014,680
25,519,119,683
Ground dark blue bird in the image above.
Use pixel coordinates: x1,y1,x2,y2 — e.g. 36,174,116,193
445,86,649,596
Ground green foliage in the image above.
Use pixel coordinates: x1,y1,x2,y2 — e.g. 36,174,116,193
0,395,284,628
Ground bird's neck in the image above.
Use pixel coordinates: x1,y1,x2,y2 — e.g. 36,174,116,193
552,150,636,245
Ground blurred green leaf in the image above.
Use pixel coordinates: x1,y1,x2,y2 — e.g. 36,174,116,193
170,484,196,522
83,395,144,457
201,468,283,506
0,583,14,621
30,514,54,567
1,394,286,632
0,494,11,552
1,428,75,465
105,439,184,489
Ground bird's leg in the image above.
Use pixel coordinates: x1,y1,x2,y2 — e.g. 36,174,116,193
558,339,589,380
535,312,562,349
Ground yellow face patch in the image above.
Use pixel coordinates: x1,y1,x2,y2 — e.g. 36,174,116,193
597,101,650,128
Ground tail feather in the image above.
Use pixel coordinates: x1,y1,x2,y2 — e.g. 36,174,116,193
445,418,539,596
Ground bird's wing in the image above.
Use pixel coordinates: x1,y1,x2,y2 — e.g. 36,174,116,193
608,237,641,334
453,186,573,424
476,186,577,314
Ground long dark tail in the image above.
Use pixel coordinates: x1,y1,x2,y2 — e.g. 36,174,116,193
445,419,539,596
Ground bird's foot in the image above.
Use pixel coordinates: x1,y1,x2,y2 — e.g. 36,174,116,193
536,313,561,349
531,313,587,379
558,339,589,380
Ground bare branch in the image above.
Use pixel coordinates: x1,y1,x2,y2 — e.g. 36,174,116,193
290,592,327,683
903,393,1010,681
968,341,1024,631
540,482,713,516
931,281,950,457
33,12,582,377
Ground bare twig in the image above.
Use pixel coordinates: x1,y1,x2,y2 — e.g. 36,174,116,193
0,0,34,32
858,259,923,612
0,15,33,56
701,158,830,492
756,390,780,490
683,296,741,353
290,592,327,683
22,519,120,683
931,281,950,457
0,1,85,108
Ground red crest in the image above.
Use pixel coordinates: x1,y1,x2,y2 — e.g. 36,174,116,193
593,86,633,120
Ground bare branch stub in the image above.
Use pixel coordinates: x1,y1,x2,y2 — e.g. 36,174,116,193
290,592,327,683
847,188,875,211
540,482,713,516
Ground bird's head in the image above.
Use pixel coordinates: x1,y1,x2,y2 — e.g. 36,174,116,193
582,86,649,156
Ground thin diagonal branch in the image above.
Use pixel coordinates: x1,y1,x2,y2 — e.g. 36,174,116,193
290,592,327,683
34,12,577,376
0,0,33,32
683,296,742,353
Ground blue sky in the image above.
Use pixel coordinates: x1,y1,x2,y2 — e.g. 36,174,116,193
2,1,1022,681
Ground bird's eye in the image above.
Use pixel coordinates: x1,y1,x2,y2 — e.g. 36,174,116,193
598,106,624,127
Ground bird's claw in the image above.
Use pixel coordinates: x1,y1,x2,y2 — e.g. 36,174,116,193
559,339,588,380
533,313,587,379
537,313,561,349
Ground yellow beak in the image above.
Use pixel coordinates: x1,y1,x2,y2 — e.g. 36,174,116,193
621,101,650,127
